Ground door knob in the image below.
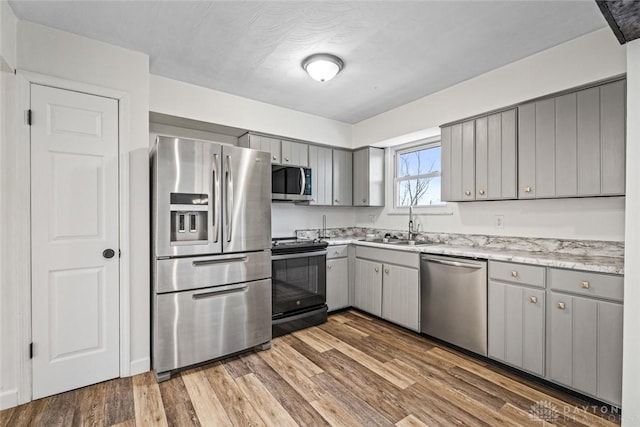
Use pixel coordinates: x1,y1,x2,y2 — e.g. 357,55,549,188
103,249,116,259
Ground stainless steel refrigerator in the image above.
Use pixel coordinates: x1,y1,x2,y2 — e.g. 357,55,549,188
151,136,272,381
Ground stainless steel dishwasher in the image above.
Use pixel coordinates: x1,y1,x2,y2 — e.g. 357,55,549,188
420,254,488,356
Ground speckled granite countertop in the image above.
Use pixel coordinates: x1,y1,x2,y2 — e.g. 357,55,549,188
322,238,623,275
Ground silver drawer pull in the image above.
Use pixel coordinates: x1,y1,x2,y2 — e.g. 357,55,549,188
464,190,471,196
581,281,590,289
511,270,518,278
523,186,532,193
557,302,566,310
192,284,248,299
374,267,379,273
529,296,538,304
192,256,247,266
384,268,390,274
478,189,485,195
327,264,332,270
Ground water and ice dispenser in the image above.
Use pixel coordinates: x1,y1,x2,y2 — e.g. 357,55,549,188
169,193,208,244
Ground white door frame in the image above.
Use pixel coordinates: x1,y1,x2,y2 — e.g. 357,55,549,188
16,70,131,404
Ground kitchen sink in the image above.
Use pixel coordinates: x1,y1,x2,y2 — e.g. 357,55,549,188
359,238,440,247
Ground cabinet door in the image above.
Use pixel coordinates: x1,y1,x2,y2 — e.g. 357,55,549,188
382,264,419,331
449,123,463,201
488,281,544,376
556,93,578,197
440,126,452,201
352,148,368,206
461,120,475,200
500,109,518,199
354,258,382,316
261,136,281,164
535,99,556,198
332,149,353,206
475,116,488,200
326,258,349,311
518,103,536,198
597,300,623,405
600,80,626,195
281,140,308,167
308,145,333,205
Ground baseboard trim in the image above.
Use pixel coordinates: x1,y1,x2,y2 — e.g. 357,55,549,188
0,388,18,410
130,357,150,376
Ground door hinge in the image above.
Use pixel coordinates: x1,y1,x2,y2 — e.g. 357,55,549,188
26,109,32,126
29,343,33,359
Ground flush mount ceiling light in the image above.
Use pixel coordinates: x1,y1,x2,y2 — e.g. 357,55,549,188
302,53,344,82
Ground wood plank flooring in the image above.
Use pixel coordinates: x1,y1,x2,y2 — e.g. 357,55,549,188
0,310,621,426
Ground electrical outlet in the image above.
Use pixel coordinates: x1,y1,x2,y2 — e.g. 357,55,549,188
368,214,376,223
495,215,504,229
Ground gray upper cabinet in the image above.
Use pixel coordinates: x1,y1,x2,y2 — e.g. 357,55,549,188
281,139,308,167
518,79,626,199
238,133,280,163
332,149,353,206
442,109,517,202
475,109,517,200
308,145,333,206
353,147,385,207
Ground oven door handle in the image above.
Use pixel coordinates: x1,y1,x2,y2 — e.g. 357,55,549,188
271,250,327,261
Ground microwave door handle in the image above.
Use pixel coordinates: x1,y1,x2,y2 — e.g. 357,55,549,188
212,153,220,243
225,155,233,242
299,167,306,195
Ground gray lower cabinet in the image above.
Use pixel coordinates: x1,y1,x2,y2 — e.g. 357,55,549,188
332,149,353,206
308,145,333,205
353,147,385,206
354,247,420,331
488,281,545,376
547,267,624,407
353,258,382,316
488,261,546,376
326,245,349,312
381,264,419,331
518,79,625,199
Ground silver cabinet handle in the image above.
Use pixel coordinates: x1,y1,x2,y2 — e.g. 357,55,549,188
523,186,532,193
335,199,339,203
581,281,590,289
285,157,290,162
529,296,538,304
374,267,379,273
384,268,389,274
327,264,332,270
478,189,485,195
511,270,518,278
363,199,367,203
272,155,276,161
464,190,471,196
212,153,220,243
557,302,566,310
225,155,233,242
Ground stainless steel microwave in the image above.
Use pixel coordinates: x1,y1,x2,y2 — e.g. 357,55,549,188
272,165,312,201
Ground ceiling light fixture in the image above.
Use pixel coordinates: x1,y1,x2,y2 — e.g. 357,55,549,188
302,53,344,82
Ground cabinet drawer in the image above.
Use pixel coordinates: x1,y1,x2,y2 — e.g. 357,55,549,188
549,268,623,302
327,245,348,259
355,246,419,269
489,261,545,288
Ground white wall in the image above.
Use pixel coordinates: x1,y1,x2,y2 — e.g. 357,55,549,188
622,39,640,426
0,0,18,410
353,28,626,147
150,75,352,148
272,204,356,238
14,20,151,381
353,28,627,242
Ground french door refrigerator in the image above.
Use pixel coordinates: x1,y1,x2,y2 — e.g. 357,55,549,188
151,136,272,381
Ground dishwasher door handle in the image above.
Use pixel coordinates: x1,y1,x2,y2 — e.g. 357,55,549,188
427,258,484,269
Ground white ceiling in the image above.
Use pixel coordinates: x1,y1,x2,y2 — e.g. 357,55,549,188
9,1,607,124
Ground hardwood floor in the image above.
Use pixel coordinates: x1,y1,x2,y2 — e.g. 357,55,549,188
1,310,621,426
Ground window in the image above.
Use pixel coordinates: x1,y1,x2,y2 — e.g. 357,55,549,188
394,141,443,208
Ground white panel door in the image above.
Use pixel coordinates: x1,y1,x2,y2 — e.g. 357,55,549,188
31,84,119,399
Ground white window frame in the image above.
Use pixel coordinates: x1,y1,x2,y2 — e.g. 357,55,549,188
389,136,447,214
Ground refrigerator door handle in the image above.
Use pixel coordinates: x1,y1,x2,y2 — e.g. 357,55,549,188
225,155,233,242
299,167,306,196
212,153,220,243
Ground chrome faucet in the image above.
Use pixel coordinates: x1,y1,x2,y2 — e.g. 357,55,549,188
320,214,327,239
408,206,416,241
